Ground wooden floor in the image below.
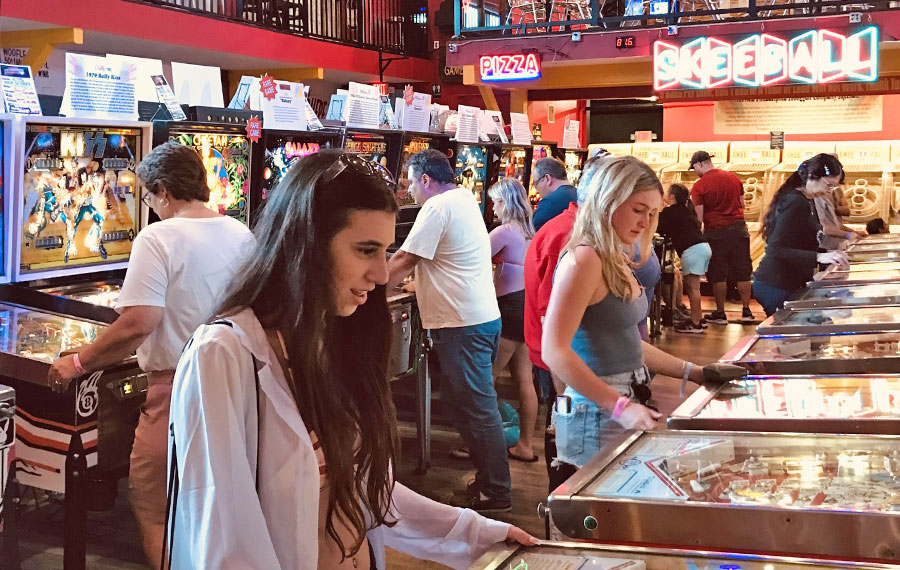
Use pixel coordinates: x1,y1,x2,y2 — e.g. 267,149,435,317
16,301,759,570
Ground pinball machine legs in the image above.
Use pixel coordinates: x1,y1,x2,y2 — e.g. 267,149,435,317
63,432,87,570
414,337,432,475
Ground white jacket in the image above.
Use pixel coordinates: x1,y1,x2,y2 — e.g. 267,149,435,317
167,308,511,569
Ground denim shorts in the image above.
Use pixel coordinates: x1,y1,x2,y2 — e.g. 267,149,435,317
680,242,712,276
551,366,651,469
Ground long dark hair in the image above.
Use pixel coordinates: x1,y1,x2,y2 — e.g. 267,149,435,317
762,153,843,240
669,183,700,230
217,150,400,558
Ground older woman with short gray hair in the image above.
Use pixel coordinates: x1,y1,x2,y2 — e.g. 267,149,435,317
49,141,253,568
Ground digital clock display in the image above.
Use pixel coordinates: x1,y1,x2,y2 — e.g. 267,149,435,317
616,35,636,48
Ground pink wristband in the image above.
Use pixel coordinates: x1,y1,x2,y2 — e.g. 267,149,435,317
73,353,87,375
611,396,630,420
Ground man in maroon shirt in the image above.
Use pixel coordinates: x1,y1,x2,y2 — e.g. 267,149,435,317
690,151,754,324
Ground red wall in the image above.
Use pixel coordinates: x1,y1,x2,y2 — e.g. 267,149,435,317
528,100,581,145
664,95,900,142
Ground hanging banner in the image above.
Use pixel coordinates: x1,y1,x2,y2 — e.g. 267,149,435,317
713,96,882,135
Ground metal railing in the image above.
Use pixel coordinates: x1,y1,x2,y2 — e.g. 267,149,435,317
455,0,897,36
131,0,429,56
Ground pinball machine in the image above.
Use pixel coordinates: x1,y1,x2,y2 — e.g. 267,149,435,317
529,140,558,206
455,141,492,219
469,541,896,570
757,303,900,335
248,127,343,226
342,127,404,242
834,141,892,225
544,429,900,561
785,281,900,309
152,118,254,225
811,260,900,287
494,142,532,188
668,374,900,435
555,147,588,186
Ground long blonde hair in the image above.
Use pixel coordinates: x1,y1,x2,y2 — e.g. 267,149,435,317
488,177,535,239
567,155,663,301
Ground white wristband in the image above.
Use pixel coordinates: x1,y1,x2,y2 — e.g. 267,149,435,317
680,362,694,397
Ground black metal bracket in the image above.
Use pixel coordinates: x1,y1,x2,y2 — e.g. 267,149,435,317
379,50,409,83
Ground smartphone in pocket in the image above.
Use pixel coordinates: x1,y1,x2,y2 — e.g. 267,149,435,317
555,394,573,416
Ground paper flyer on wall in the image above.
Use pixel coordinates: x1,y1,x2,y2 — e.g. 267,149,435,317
60,53,138,120
106,53,163,103
456,105,481,144
562,119,581,149
171,61,225,107
401,91,432,132
150,74,187,120
262,80,308,131
0,64,42,114
345,82,381,129
510,112,533,144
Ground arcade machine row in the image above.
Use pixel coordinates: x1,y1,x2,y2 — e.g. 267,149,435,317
4,116,151,324
766,141,837,210
248,128,344,226
890,141,900,225
152,113,255,226
0,301,147,569
554,147,588,186
834,140,891,226
396,131,454,241
658,141,728,192
631,142,679,179
342,128,404,242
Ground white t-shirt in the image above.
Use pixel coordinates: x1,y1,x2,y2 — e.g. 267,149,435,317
401,187,499,329
116,216,253,371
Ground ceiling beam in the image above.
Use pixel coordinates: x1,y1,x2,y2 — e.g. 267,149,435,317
0,27,84,71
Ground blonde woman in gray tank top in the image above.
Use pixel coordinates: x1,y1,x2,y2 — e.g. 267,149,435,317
542,156,706,469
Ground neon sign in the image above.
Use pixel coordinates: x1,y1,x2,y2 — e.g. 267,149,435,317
480,53,541,82
653,26,878,91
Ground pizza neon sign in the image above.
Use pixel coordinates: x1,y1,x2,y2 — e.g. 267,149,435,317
480,53,541,82
653,26,878,91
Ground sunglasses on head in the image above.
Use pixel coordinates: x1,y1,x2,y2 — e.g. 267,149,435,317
320,153,396,191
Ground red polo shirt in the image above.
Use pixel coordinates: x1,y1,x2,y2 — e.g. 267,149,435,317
690,168,745,231
524,202,577,370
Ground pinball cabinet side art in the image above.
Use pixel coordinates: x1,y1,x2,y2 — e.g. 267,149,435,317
12,118,151,282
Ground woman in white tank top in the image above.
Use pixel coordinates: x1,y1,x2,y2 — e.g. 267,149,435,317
47,142,252,568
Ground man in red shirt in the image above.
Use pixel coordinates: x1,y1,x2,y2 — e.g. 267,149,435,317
689,151,754,324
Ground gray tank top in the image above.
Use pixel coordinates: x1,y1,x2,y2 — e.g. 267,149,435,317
555,251,647,376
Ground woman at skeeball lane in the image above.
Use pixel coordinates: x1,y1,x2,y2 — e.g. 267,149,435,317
753,153,850,317
541,156,707,481
163,150,536,570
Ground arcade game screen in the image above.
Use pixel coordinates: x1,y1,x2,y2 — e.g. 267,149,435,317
260,133,336,205
499,147,527,185
169,131,251,223
20,124,142,272
344,133,390,168
397,136,434,207
0,302,104,363
456,144,488,207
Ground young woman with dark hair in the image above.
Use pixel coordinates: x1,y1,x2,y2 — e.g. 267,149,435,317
164,150,534,570
657,183,711,333
754,153,850,316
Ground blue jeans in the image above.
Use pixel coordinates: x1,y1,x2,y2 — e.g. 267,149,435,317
430,319,510,502
753,280,793,317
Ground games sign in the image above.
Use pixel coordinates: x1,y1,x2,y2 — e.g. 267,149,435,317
21,125,141,272
653,26,878,91
169,131,251,223
479,53,541,83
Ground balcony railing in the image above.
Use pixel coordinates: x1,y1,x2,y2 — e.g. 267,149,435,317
131,0,429,56
454,0,898,36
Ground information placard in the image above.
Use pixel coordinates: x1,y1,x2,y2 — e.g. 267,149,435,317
60,53,138,120
0,64,41,114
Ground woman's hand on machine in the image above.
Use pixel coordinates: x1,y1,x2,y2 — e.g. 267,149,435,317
506,525,542,547
615,401,662,430
817,250,849,269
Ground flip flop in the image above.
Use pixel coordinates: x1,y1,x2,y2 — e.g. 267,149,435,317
507,449,539,463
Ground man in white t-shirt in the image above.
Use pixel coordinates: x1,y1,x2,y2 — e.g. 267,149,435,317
388,149,509,513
